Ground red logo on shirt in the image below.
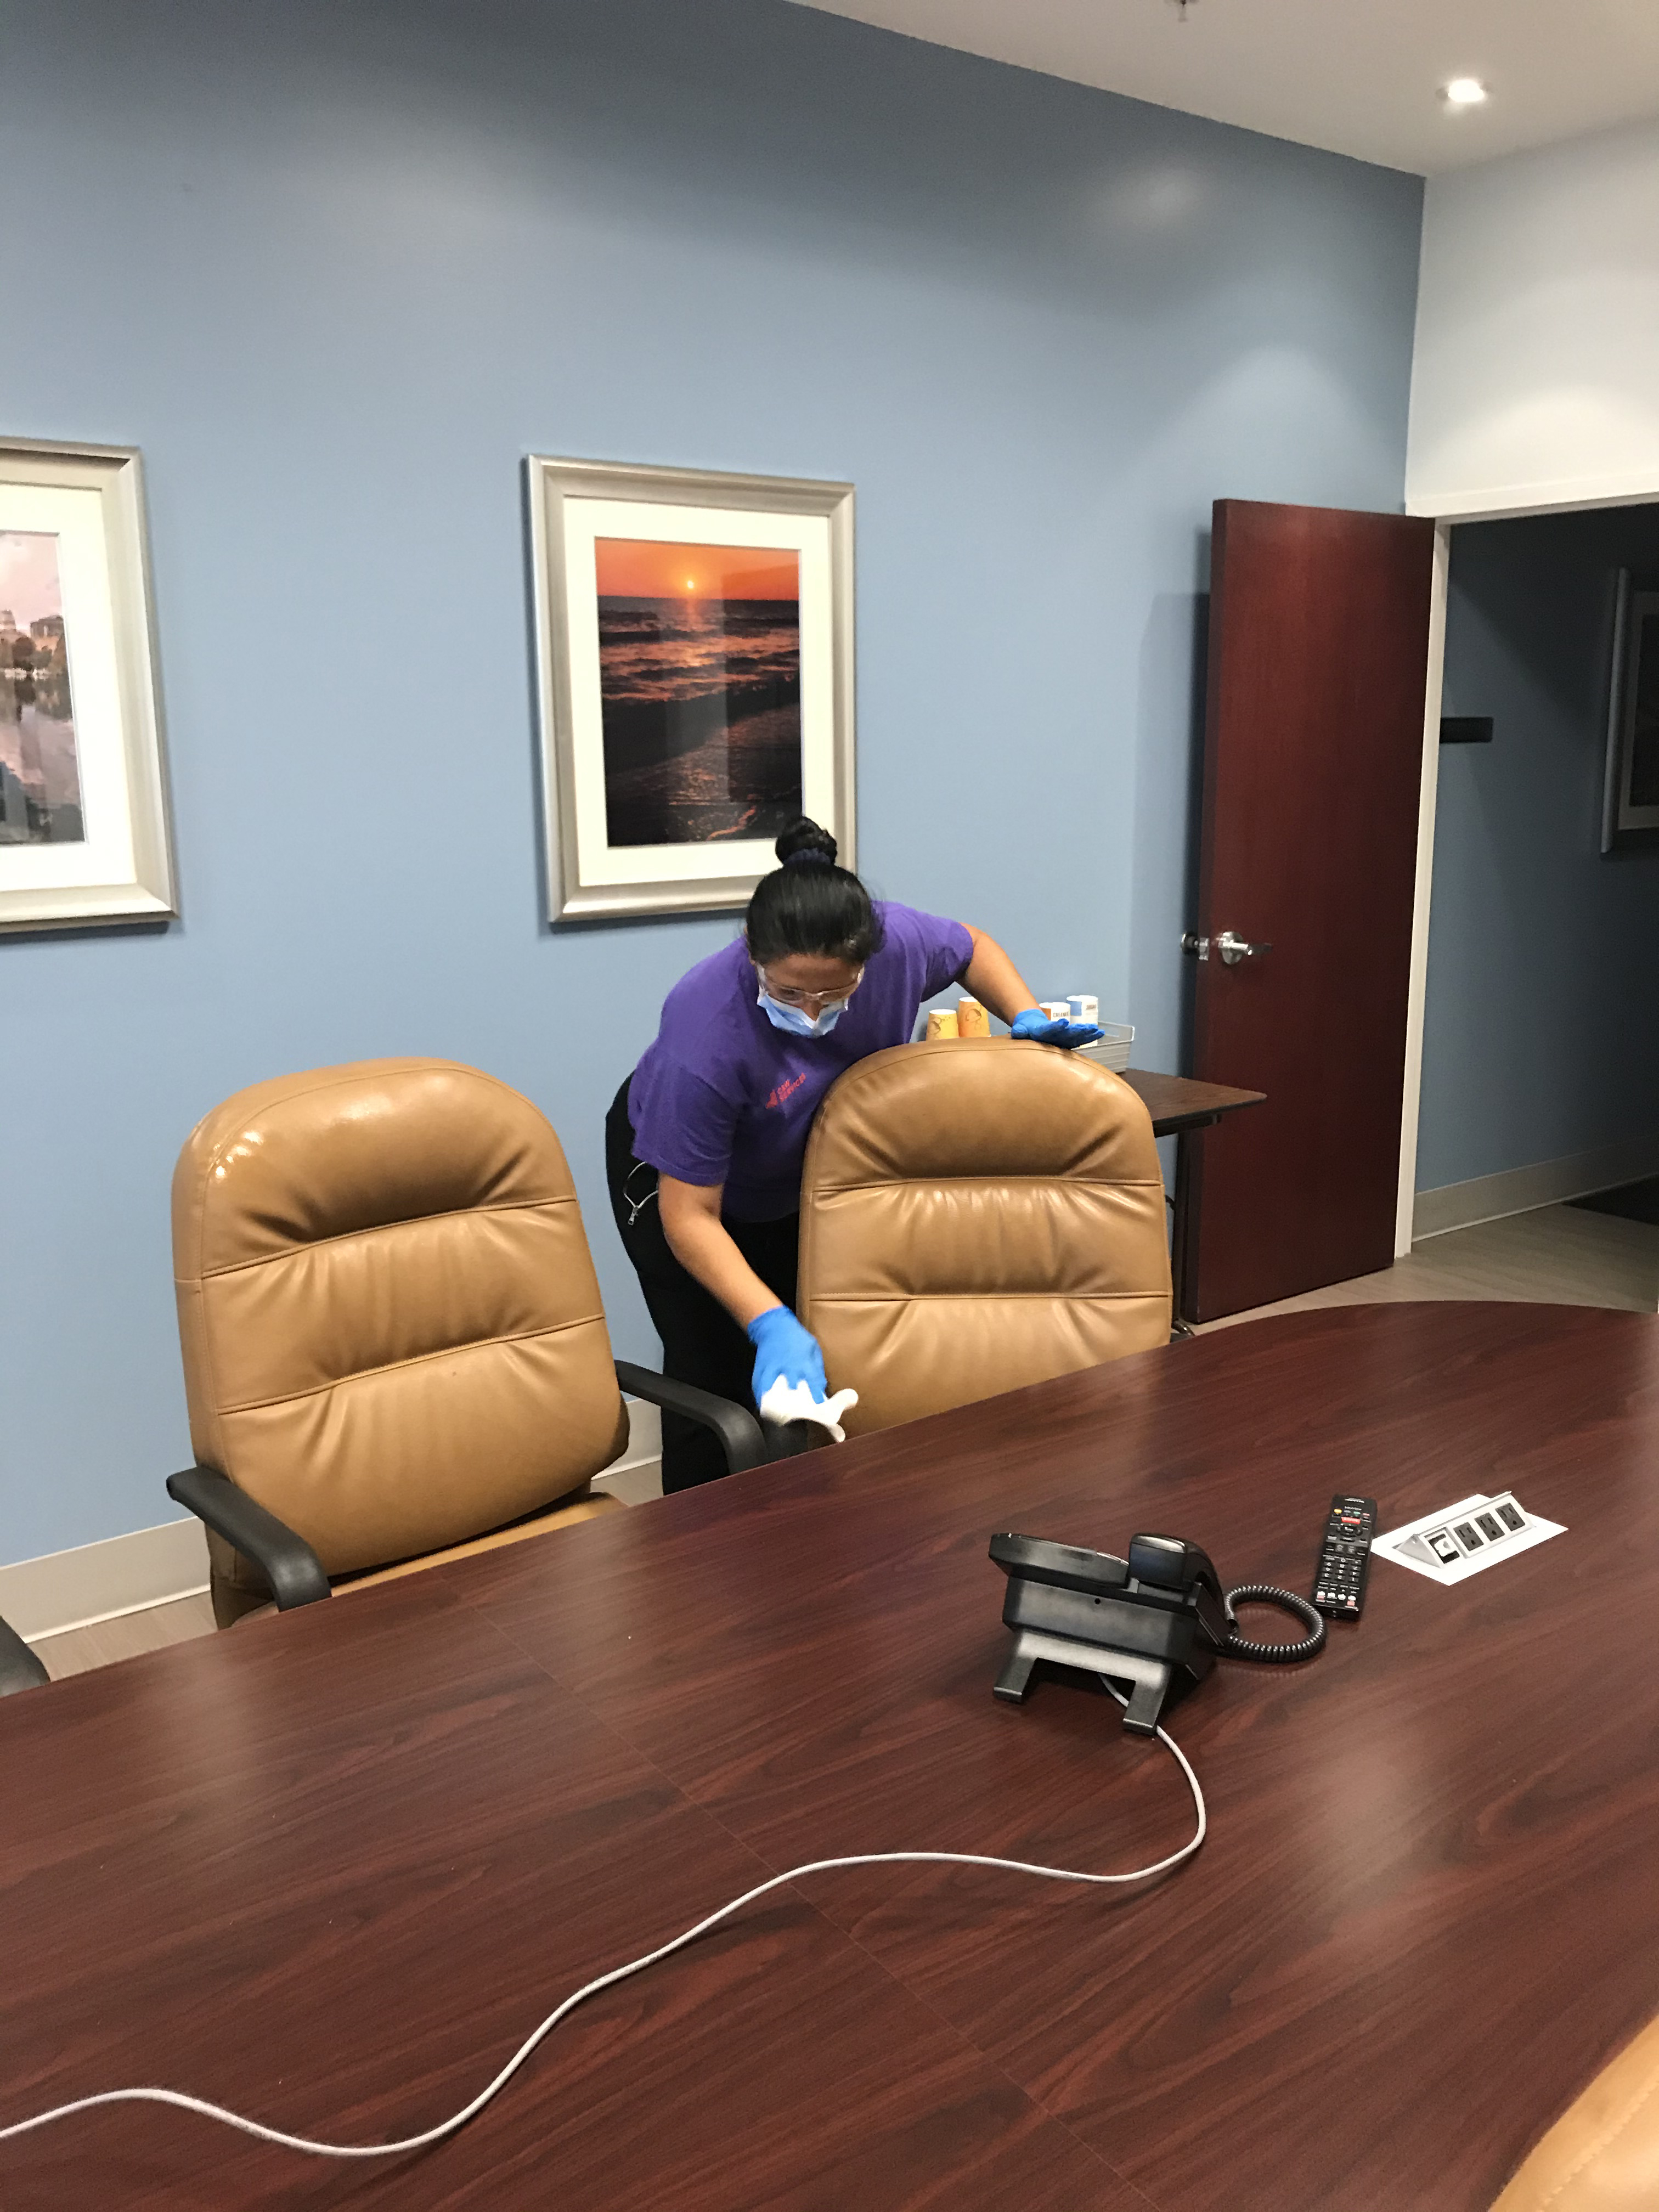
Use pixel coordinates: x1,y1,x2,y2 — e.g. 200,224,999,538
766,1072,809,1111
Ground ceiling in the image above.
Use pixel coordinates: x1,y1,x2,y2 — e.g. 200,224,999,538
792,0,1659,175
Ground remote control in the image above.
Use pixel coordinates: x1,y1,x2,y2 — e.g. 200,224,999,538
1313,1494,1376,1620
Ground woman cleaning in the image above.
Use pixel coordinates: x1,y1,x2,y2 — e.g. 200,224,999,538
606,817,1101,1491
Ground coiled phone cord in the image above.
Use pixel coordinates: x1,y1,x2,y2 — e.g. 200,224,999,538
1222,1583,1327,1662
0,1699,1204,2165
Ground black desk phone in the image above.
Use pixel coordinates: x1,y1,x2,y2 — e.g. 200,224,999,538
989,1532,1326,1734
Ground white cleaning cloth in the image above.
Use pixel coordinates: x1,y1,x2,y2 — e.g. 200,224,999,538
757,1377,860,1443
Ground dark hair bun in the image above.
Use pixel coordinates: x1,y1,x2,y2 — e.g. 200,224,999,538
775,816,838,869
746,814,882,966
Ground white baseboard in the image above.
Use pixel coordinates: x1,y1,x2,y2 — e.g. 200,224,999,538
1414,1134,1659,1241
0,1400,668,1645
1,1519,209,1644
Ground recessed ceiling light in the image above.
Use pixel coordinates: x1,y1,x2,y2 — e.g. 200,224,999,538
1442,77,1489,108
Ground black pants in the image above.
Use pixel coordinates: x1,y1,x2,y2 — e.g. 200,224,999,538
605,1078,799,1494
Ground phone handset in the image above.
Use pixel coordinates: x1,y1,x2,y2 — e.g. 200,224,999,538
1125,1532,1226,1609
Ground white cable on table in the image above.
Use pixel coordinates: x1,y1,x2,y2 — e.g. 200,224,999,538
0,1707,1204,2165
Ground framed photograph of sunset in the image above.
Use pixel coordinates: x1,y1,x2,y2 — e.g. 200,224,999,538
527,455,854,920
0,437,175,933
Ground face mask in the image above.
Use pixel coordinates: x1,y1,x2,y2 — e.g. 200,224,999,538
757,984,847,1040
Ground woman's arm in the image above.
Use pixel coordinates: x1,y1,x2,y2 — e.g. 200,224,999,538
658,1175,784,1327
960,926,1041,1025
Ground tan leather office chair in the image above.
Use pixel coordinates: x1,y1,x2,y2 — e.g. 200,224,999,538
796,1037,1172,1435
1488,2013,1659,2212
168,1058,765,1624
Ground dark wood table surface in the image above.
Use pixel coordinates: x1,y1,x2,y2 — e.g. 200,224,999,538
4,1302,1658,2211
1119,1068,1266,1136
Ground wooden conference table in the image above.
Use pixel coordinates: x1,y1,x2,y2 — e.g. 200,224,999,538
4,1302,1658,2210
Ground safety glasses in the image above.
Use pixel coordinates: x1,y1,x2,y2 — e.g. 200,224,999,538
755,964,865,1013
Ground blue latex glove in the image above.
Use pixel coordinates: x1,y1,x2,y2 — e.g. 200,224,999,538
1009,1005,1105,1051
746,1306,828,1406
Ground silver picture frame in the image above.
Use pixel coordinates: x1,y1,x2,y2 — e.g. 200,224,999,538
527,454,855,922
1602,568,1659,855
0,436,176,933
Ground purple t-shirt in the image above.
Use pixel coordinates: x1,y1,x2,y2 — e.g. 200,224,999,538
628,901,973,1220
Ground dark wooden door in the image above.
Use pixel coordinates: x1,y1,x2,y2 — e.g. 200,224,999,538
1189,500,1435,1321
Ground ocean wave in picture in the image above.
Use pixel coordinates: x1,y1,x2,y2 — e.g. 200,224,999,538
595,538,803,848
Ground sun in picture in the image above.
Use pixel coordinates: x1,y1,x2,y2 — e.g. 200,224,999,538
595,537,802,848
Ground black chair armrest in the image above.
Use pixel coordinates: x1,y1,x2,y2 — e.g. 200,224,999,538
614,1363,769,1476
166,1465,332,1612
0,1613,49,1695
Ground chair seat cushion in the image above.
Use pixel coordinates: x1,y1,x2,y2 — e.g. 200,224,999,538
229,1486,628,1622
334,1487,626,1594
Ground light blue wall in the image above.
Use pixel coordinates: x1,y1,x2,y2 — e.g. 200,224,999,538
1417,507,1659,1194
0,0,1421,1562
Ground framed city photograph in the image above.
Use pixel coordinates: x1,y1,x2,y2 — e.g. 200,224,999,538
1603,569,1659,855
0,437,175,932
528,454,854,920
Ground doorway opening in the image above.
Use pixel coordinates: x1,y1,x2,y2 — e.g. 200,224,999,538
1401,500,1659,1317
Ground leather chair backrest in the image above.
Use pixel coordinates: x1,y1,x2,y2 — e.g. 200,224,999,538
173,1058,628,1577
797,1038,1171,1434
1489,2013,1659,2212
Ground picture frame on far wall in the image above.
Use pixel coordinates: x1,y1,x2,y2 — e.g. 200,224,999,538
527,454,854,921
0,437,176,932
1603,569,1659,855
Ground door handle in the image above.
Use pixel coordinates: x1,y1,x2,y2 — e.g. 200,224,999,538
1215,929,1271,967
1181,930,1271,964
